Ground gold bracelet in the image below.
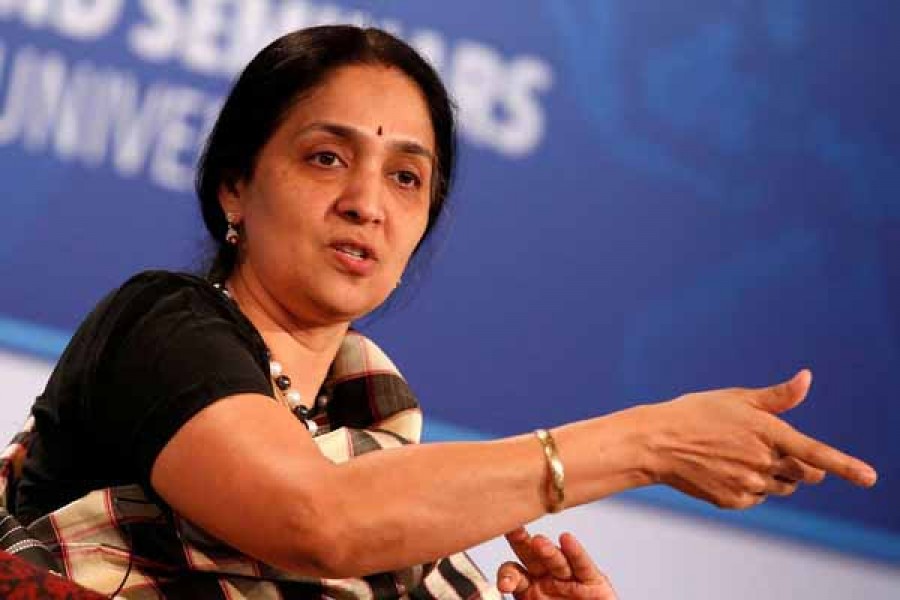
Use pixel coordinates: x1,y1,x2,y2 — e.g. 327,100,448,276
534,428,565,513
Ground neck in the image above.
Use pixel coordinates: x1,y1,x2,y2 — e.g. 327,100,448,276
226,267,350,407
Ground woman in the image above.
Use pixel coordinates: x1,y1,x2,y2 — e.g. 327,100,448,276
8,26,875,599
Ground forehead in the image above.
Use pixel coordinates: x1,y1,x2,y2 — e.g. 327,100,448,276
280,64,435,151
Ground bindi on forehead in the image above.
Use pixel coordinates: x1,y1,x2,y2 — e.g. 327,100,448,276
377,125,383,136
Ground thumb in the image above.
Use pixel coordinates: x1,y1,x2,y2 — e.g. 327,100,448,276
749,369,812,414
497,562,531,596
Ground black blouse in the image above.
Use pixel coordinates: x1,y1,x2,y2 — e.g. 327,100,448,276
15,271,274,524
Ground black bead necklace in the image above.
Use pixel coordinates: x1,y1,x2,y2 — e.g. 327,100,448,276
214,282,324,433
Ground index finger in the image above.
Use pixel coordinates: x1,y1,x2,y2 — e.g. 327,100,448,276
558,532,605,584
504,527,547,576
776,425,877,487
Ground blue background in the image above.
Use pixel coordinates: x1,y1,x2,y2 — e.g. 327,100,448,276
1,0,897,564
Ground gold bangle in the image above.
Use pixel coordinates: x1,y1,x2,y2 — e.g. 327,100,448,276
534,428,565,513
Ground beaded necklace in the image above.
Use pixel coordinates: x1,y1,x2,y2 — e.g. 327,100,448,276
213,282,325,433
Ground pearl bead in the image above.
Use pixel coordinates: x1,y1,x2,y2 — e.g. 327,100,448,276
214,282,318,431
285,389,302,407
275,375,292,391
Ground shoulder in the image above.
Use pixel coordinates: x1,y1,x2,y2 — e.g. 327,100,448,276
104,270,222,313
96,270,245,335
105,270,264,355
54,270,265,376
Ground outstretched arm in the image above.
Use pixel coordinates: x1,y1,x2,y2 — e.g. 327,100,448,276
151,370,875,579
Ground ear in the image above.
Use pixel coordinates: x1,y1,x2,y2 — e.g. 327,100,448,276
218,176,245,218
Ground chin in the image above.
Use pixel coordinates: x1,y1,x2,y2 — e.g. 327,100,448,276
316,287,390,323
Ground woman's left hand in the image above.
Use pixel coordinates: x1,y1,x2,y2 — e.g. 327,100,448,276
496,527,617,599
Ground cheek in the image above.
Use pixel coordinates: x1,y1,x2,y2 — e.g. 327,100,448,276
243,197,314,269
257,171,298,217
248,175,321,238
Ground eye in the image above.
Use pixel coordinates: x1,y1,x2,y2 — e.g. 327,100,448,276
308,151,345,168
392,170,422,189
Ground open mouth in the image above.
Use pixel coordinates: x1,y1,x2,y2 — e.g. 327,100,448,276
333,243,369,260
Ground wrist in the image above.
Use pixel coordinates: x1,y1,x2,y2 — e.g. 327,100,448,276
534,428,566,513
625,404,666,485
551,407,659,506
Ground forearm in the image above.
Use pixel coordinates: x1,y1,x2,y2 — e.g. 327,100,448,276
152,395,653,580
303,407,651,577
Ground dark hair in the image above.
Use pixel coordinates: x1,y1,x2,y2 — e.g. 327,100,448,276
196,25,456,282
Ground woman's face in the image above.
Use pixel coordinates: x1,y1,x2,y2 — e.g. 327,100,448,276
221,64,435,325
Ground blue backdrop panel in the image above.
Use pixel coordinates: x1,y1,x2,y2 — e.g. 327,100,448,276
1,0,897,561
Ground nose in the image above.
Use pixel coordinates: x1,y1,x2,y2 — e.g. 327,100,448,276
334,166,385,225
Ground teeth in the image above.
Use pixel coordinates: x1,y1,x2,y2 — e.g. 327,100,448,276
337,245,366,258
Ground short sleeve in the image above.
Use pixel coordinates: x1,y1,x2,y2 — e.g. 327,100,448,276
88,281,273,487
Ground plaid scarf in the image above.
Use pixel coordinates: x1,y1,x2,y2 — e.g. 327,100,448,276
0,332,499,599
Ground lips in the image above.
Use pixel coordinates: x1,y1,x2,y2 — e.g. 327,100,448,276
328,238,378,276
333,243,368,260
330,239,377,261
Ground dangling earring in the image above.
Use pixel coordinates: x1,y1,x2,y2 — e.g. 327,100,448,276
225,213,240,245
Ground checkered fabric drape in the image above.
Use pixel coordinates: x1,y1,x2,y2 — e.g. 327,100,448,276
0,332,499,599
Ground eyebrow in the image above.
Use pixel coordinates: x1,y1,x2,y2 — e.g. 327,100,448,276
296,121,435,163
